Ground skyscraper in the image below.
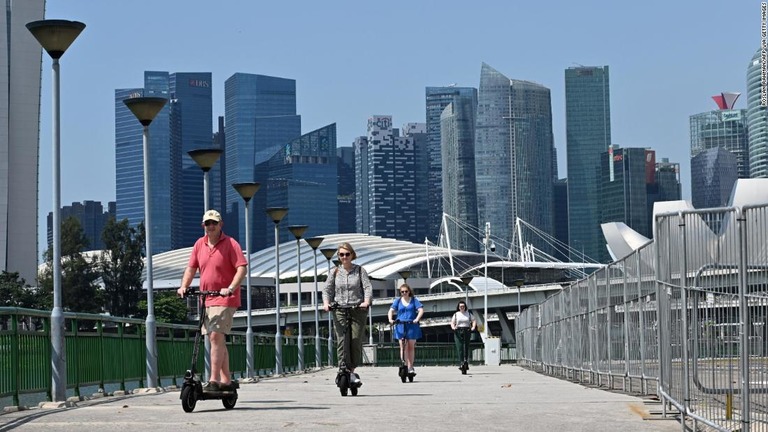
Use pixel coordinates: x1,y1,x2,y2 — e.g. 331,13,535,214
356,116,418,242
425,86,477,242
690,93,748,179
264,124,338,243
47,201,116,251
747,49,768,177
475,63,555,257
337,146,356,233
0,1,45,283
223,73,301,248
440,96,479,252
402,122,428,243
116,71,212,253
691,147,738,209
599,147,654,240
565,65,611,262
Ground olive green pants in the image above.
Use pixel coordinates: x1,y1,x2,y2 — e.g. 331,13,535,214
332,307,368,370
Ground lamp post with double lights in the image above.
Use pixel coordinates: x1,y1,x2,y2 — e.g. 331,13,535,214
123,96,168,388
26,18,85,402
305,237,324,368
188,149,222,210
287,225,308,371
320,248,336,365
233,182,261,378
266,208,288,375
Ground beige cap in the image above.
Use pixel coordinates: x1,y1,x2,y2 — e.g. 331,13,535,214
202,209,222,223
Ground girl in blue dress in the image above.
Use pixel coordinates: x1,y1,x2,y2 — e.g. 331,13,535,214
387,283,424,375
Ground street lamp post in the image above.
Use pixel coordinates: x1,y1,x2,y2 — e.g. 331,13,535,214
483,222,490,339
305,237,324,368
320,248,336,366
188,149,222,210
26,18,85,402
233,182,261,379
266,208,288,375
287,225,308,371
189,148,222,381
460,276,473,306
123,96,167,389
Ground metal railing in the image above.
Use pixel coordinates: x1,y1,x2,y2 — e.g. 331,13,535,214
516,204,768,431
0,307,331,406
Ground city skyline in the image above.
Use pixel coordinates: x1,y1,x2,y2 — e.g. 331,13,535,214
36,0,760,259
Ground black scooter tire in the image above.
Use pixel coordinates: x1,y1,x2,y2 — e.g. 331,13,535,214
181,385,197,413
338,374,349,396
408,374,414,382
222,394,237,409
351,386,358,396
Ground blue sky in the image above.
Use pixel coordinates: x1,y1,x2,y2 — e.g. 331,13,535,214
38,0,759,256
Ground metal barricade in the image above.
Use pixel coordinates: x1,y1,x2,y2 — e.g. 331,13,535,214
516,204,768,431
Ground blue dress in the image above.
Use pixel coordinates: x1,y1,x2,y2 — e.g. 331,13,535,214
391,297,423,340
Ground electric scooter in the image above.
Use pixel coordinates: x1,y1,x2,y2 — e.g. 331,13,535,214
330,302,363,397
179,288,239,412
394,320,416,383
456,327,470,375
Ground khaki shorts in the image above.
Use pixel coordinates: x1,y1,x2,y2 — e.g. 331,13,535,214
202,306,235,335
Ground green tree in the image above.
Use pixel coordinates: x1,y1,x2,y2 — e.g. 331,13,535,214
99,218,145,318
0,271,39,308
139,291,189,324
38,216,103,313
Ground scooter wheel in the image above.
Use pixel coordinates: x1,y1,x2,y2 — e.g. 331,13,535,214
338,374,349,396
181,385,197,413
351,386,358,396
408,374,414,382
222,394,237,409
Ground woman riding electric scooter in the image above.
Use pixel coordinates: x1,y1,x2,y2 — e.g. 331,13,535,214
388,283,423,382
451,300,476,374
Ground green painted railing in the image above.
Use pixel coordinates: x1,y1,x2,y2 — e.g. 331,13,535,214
0,307,513,407
0,307,333,406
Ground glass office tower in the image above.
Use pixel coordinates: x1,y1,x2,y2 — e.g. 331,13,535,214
425,86,477,242
440,97,479,252
747,49,768,177
475,63,555,258
691,147,738,209
565,65,611,263
224,73,301,248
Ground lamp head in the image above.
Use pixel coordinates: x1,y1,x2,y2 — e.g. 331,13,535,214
232,182,260,202
513,279,525,288
26,19,85,59
398,270,411,281
123,97,167,126
305,237,323,250
189,148,223,171
460,276,473,286
320,248,336,261
287,225,308,240
266,207,288,224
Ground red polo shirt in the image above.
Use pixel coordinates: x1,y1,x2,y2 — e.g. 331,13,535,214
188,232,246,308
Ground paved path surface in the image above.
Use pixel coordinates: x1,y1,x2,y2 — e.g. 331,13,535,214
0,365,681,432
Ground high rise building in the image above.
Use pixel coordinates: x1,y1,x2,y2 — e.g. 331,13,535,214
552,179,569,261
647,158,682,222
425,86,477,242
0,1,45,283
690,93,748,179
691,147,738,209
355,115,418,242
47,201,116,251
263,124,338,243
440,97,479,252
565,65,611,262
747,49,768,177
599,147,654,240
475,63,555,257
402,122,428,243
337,147,356,234
223,73,301,248
116,71,212,253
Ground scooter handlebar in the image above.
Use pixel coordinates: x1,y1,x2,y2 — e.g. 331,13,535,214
329,302,363,310
182,287,229,299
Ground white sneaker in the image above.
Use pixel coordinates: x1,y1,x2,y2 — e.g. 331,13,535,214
350,373,362,385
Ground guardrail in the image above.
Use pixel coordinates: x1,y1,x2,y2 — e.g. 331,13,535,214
516,204,768,432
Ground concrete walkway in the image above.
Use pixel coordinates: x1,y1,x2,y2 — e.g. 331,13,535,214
0,365,681,432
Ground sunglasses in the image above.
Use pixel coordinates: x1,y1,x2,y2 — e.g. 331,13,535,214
338,252,351,257
204,220,219,226
400,290,409,294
